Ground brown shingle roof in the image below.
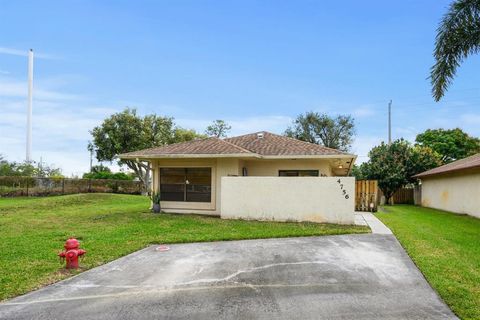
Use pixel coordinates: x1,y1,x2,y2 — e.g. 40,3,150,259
225,132,350,156
119,137,253,158
119,131,354,159
413,153,480,178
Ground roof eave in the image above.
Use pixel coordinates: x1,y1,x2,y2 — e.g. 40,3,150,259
413,165,480,179
119,153,356,161
260,154,356,159
118,153,259,161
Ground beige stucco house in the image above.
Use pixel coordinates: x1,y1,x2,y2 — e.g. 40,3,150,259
413,153,480,219
119,132,357,224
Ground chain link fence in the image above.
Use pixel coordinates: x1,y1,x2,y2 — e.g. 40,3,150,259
0,176,143,197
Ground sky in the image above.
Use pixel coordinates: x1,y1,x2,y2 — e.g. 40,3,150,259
1,0,479,176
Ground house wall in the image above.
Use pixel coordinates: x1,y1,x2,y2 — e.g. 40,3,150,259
420,169,480,218
152,157,343,217
215,158,242,212
243,159,333,176
221,176,355,224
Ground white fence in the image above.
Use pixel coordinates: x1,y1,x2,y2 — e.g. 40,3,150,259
220,177,355,224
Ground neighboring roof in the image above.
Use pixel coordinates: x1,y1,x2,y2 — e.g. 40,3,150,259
119,131,355,160
224,132,350,156
413,153,480,178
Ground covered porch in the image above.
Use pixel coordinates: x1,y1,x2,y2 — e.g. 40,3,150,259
150,155,354,220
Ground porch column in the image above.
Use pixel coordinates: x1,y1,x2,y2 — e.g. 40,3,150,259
151,161,158,195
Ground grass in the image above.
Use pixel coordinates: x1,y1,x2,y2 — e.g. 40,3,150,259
0,193,368,301
377,205,480,320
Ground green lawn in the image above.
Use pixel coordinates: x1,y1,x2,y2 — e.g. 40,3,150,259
0,193,368,301
377,205,480,320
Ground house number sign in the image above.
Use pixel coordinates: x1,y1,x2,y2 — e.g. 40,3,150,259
337,179,350,199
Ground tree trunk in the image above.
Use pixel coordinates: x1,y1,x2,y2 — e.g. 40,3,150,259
143,165,151,196
385,193,395,205
124,160,151,195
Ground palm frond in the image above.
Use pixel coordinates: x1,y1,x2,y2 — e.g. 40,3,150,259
431,0,480,101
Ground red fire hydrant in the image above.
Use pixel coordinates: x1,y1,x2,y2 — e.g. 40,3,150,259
58,238,86,269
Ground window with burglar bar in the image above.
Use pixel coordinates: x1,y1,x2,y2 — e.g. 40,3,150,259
160,168,212,202
278,170,319,177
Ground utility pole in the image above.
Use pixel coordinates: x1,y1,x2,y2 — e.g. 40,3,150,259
87,141,94,173
90,150,93,173
388,99,392,144
26,49,34,162
38,156,43,176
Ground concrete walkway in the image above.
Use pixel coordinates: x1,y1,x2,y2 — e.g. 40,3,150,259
0,233,456,320
355,212,393,234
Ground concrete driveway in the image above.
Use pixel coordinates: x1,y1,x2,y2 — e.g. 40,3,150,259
0,232,456,320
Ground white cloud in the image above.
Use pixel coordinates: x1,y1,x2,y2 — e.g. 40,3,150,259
229,116,293,135
0,81,25,97
0,79,80,100
0,75,122,175
391,112,480,142
0,47,58,59
394,126,418,142
1,107,120,175
460,113,480,125
0,47,28,57
350,135,384,164
175,118,210,132
352,106,376,118
176,115,293,136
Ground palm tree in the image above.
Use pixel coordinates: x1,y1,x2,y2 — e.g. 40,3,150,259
431,0,480,101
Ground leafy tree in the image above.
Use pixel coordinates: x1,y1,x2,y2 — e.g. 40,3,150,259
0,158,14,176
205,120,231,138
406,146,443,183
349,163,369,180
90,108,202,191
415,128,480,163
35,161,63,178
83,171,133,180
0,155,10,176
82,164,134,180
175,128,207,142
0,158,33,177
285,112,355,152
431,0,480,101
0,157,63,178
91,164,111,174
361,140,441,204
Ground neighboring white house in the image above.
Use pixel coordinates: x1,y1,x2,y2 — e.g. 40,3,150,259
119,131,356,224
413,153,480,219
